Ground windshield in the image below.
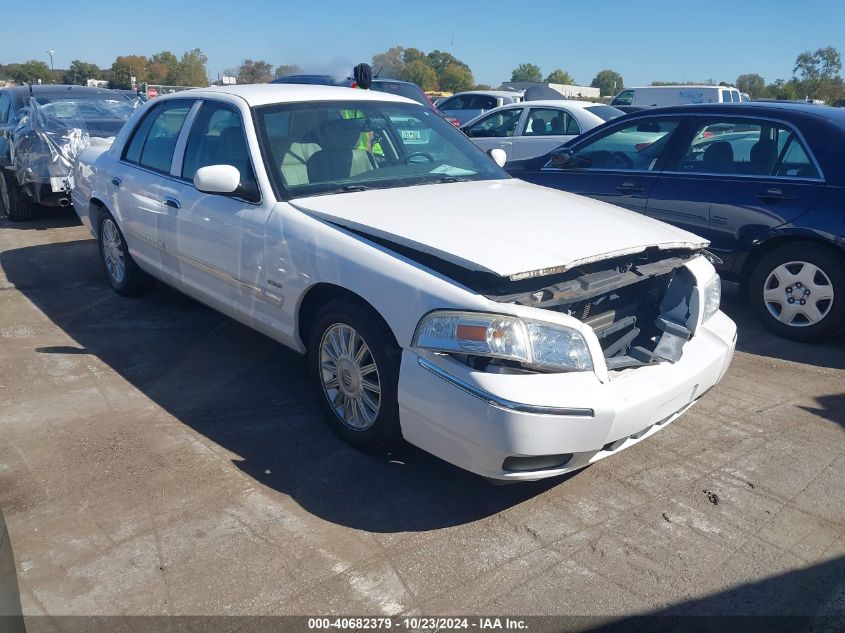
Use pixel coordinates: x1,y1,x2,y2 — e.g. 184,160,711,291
585,105,625,121
255,101,508,198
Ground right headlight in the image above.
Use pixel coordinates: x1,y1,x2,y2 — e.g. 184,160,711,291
413,310,593,372
703,274,721,322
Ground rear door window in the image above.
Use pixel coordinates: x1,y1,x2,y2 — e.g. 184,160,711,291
0,93,10,125
524,107,579,136
124,100,192,173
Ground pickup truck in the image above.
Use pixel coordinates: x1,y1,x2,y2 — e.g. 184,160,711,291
71,84,735,482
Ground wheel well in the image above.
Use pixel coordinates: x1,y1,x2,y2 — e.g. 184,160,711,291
89,197,107,229
297,283,395,350
742,236,844,281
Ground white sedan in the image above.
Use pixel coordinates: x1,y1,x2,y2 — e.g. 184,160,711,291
461,100,625,161
72,84,735,481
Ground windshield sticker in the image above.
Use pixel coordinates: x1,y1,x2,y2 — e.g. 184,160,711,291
429,165,475,176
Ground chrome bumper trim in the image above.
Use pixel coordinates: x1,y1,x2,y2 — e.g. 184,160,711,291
417,356,595,418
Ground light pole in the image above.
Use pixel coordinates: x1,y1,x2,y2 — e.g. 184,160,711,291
46,50,55,71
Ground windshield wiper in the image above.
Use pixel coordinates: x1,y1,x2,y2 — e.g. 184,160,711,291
339,184,372,192
428,176,473,184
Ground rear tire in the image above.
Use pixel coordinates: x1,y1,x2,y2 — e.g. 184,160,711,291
97,210,154,296
1,171,33,222
308,298,402,452
748,242,845,341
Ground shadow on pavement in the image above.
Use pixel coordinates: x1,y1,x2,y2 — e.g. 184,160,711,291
2,239,565,532
587,555,845,632
0,206,81,231
720,294,845,371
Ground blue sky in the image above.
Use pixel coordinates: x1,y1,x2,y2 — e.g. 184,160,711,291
2,0,843,87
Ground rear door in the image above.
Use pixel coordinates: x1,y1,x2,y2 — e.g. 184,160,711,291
520,115,686,214
116,99,194,275
647,116,825,274
462,107,525,158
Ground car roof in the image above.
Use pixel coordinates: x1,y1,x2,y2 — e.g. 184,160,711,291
159,83,416,107
624,85,730,90
630,101,845,128
450,90,524,98
1,85,127,100
498,99,601,109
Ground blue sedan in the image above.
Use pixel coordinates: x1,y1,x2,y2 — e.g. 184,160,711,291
506,102,845,341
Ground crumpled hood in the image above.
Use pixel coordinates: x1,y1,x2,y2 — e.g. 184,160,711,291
290,179,708,280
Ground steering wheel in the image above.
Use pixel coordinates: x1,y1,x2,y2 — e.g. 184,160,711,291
609,152,633,169
402,151,435,164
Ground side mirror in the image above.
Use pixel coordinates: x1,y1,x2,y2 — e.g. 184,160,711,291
194,165,241,195
549,148,573,168
489,148,507,168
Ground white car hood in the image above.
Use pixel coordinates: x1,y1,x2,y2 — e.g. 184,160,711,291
290,179,708,280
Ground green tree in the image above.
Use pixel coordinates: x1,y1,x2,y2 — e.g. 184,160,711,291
147,63,169,83
735,73,766,98
149,51,179,83
110,55,149,88
63,60,101,85
767,78,800,100
237,59,274,84
402,48,426,64
545,69,574,85
275,64,301,78
511,63,542,82
793,46,842,101
10,60,52,84
440,63,474,92
427,51,470,79
372,46,405,78
473,83,491,91
591,69,623,96
400,60,437,90
174,48,208,87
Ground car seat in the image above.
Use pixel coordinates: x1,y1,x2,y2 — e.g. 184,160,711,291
749,139,777,175
306,119,375,182
701,141,734,172
530,116,546,135
281,112,322,186
550,116,565,134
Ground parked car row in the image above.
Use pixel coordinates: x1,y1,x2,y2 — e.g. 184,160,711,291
5,71,843,481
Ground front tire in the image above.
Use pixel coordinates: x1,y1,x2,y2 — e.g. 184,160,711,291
0,171,33,222
308,298,402,452
748,242,845,341
97,210,154,296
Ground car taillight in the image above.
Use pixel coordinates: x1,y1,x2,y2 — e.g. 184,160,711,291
447,117,460,127
635,142,652,152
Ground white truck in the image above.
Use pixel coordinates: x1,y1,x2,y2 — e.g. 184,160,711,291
611,85,743,107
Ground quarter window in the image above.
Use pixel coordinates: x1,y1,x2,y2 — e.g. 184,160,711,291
0,93,10,125
123,100,192,173
524,108,579,136
464,108,523,138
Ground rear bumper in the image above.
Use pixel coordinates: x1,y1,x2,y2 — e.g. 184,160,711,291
397,310,736,481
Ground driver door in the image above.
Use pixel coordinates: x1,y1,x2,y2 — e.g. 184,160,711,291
523,116,686,214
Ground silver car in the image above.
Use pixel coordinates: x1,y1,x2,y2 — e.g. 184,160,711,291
436,90,524,125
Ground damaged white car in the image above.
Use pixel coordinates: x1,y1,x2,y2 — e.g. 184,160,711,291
72,85,736,481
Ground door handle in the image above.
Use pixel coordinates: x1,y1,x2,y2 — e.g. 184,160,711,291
755,188,796,201
616,182,644,193
163,197,181,209
111,177,122,187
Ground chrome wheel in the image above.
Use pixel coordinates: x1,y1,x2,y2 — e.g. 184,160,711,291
763,260,834,327
319,323,381,431
101,219,126,284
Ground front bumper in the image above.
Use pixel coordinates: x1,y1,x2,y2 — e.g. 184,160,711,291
397,310,737,481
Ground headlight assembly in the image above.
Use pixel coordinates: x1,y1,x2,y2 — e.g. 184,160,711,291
703,274,721,322
413,311,593,372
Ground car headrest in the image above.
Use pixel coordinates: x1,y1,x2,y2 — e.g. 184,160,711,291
320,118,364,150
702,141,733,169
